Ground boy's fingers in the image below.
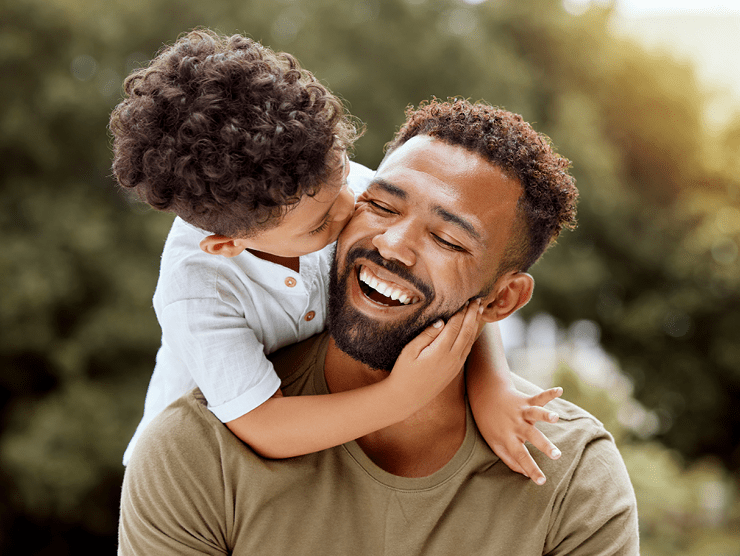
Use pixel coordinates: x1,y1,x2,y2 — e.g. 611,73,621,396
409,299,481,359
526,426,561,460
442,303,468,336
401,319,445,357
451,299,482,353
496,448,528,478
523,406,559,424
513,446,546,485
528,387,563,407
425,302,471,354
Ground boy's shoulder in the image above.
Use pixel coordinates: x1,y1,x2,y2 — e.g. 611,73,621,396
158,217,224,279
348,161,374,196
155,218,256,307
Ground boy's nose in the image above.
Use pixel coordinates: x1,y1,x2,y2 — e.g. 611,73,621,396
334,187,355,225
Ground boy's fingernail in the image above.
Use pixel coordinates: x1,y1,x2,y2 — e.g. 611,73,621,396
551,449,561,459
549,413,558,422
536,477,546,485
433,320,443,328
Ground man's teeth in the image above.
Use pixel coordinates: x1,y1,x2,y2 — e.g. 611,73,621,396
359,267,420,305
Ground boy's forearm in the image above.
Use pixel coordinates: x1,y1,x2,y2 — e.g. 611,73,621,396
467,323,514,397
226,381,416,459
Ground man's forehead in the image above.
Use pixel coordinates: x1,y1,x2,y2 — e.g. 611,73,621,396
373,136,522,235
378,136,517,190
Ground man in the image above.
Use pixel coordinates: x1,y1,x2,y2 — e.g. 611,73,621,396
119,99,639,555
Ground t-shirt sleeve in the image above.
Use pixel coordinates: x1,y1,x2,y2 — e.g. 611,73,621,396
118,398,231,555
159,296,282,423
545,434,639,555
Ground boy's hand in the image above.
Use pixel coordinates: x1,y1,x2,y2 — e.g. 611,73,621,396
478,386,563,485
387,300,483,412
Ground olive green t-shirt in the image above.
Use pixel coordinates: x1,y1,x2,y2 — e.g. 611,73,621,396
119,333,638,555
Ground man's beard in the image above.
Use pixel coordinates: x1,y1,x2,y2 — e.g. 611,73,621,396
327,246,460,372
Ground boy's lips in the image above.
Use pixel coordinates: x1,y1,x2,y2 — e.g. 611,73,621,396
355,264,423,307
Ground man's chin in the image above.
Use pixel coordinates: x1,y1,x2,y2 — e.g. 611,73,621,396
329,304,435,372
328,271,454,372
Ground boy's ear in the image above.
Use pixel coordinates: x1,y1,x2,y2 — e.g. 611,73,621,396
480,272,534,322
199,235,249,258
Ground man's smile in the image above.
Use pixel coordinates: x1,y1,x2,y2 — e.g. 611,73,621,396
357,265,421,307
339,246,433,319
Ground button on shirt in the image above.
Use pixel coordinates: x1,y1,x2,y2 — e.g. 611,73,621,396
123,161,374,465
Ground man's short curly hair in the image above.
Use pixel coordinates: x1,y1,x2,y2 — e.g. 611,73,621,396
109,29,360,237
385,98,578,274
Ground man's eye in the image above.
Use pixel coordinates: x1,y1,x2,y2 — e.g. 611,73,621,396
369,201,395,214
433,234,465,252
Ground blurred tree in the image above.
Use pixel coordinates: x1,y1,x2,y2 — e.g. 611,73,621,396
1,0,739,552
0,0,173,551
554,365,740,556
495,2,740,472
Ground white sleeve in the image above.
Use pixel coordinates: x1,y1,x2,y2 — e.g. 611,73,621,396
348,161,374,197
159,297,282,423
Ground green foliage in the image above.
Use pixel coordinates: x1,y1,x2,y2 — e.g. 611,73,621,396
1,0,738,551
555,366,740,556
511,6,740,470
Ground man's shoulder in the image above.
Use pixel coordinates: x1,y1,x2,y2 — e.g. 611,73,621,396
505,373,638,551
511,373,607,435
508,373,627,485
126,389,230,475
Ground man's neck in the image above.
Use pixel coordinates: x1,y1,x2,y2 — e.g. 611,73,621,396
324,338,468,477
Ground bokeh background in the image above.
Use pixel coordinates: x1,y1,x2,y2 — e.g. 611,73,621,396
2,0,739,553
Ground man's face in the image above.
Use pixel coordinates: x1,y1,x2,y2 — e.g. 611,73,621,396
328,135,523,371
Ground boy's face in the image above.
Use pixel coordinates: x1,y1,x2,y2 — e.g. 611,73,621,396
240,153,355,258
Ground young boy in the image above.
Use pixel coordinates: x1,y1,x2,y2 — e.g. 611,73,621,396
110,29,562,484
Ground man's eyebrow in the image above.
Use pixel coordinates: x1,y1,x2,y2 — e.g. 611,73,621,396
369,178,407,200
434,206,482,243
370,178,482,244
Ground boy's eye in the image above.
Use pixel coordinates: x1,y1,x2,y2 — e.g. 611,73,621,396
309,217,331,236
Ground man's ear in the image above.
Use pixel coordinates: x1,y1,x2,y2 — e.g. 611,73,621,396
480,272,534,322
199,235,249,258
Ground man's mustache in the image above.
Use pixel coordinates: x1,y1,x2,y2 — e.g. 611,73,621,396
344,246,434,302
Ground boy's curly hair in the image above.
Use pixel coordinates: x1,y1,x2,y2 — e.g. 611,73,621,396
385,98,578,274
109,29,360,237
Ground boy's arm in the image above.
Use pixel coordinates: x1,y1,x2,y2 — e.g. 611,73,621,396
227,301,483,458
466,322,563,485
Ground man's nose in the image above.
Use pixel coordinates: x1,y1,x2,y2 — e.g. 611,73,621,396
371,221,417,267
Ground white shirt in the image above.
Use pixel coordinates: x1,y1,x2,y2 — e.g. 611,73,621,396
123,161,374,465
